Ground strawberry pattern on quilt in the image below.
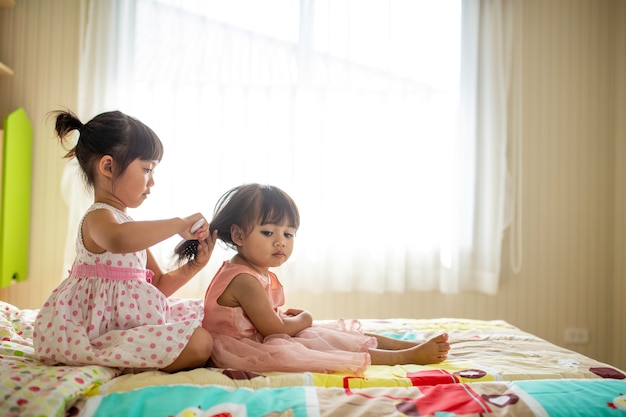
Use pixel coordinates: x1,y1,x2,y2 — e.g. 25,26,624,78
1,301,120,417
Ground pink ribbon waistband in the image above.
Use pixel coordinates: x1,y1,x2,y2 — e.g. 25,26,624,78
69,263,154,283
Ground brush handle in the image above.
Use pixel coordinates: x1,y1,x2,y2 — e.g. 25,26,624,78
190,219,206,234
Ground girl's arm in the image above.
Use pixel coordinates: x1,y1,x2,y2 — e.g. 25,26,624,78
83,209,208,254
222,274,313,337
149,230,218,297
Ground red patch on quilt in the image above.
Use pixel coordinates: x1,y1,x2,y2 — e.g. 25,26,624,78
406,369,460,386
397,384,491,416
589,367,625,380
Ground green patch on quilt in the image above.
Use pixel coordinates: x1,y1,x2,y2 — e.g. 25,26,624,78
515,379,626,416
86,385,315,417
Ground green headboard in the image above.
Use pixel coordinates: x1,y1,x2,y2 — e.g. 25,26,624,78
0,108,32,287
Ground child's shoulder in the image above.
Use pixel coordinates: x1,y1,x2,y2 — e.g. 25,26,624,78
215,262,265,284
86,202,132,222
89,202,120,212
221,261,256,275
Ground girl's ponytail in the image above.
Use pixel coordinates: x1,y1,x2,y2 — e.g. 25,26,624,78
50,110,83,158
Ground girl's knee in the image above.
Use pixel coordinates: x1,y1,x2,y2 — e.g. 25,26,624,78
190,327,213,362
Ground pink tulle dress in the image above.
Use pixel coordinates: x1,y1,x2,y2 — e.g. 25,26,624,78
203,261,377,373
33,203,204,371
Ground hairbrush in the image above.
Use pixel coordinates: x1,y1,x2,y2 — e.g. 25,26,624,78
174,218,206,260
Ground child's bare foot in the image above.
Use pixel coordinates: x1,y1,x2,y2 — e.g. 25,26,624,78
369,333,450,366
405,333,450,364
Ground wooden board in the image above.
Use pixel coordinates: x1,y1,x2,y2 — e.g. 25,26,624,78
0,108,32,286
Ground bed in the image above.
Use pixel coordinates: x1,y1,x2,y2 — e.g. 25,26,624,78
2,300,625,417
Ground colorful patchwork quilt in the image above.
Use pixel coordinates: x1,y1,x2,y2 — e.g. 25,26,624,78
2,301,624,417
77,379,626,417
0,301,120,417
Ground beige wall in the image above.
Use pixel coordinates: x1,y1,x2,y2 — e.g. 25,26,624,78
1,0,624,371
0,0,79,309
613,0,626,372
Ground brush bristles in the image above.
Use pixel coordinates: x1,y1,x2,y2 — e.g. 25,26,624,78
175,240,199,261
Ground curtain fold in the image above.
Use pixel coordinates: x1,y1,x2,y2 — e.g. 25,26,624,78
62,0,138,274
449,0,517,294
64,0,519,296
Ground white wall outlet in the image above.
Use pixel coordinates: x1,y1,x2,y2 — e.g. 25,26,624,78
564,327,589,344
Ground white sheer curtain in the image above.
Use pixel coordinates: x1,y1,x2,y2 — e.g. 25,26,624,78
62,0,137,272
63,0,519,295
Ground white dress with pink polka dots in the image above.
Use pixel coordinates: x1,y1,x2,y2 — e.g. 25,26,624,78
33,203,204,371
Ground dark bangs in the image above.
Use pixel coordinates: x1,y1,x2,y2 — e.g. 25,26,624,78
126,117,164,163
258,186,300,230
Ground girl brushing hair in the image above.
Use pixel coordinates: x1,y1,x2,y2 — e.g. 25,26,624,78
34,110,217,373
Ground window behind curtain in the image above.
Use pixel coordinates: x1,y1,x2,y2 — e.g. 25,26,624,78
99,0,505,296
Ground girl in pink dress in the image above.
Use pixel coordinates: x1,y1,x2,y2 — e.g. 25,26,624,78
178,183,449,373
34,110,217,373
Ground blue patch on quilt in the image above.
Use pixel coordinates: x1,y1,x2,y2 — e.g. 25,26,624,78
86,385,314,417
380,332,422,341
515,379,626,416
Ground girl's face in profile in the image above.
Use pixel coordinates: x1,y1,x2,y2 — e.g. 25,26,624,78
235,219,296,270
114,158,158,209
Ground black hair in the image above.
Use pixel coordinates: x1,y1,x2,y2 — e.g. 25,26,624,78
50,109,164,187
175,183,300,261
